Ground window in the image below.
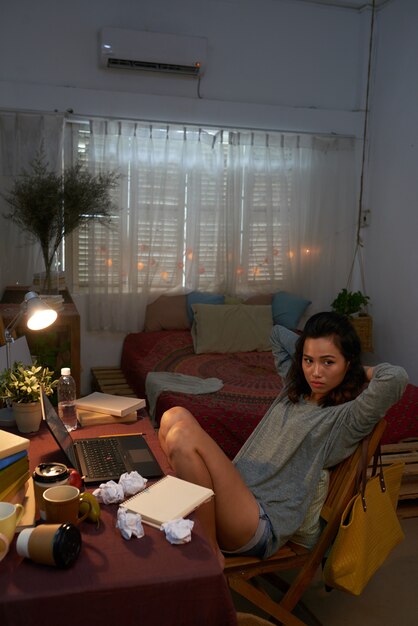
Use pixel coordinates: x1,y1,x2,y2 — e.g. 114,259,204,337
65,119,357,332
66,122,290,295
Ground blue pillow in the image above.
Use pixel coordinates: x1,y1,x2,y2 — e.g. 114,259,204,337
272,291,311,329
186,292,225,324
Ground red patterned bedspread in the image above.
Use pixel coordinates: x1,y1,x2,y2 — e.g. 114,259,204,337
121,330,282,458
121,330,418,458
381,383,418,445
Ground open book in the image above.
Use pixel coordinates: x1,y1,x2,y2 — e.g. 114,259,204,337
121,475,214,528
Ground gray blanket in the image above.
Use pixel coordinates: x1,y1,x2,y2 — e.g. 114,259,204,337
145,371,224,424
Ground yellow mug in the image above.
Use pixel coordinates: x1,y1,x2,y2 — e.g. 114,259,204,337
0,501,24,561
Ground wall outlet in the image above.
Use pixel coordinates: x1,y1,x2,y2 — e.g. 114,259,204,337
360,209,371,227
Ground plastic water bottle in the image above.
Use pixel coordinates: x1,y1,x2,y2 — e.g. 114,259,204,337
57,367,78,432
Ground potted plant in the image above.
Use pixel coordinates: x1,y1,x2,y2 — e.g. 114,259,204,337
2,150,119,292
331,288,370,317
0,361,57,433
331,288,373,352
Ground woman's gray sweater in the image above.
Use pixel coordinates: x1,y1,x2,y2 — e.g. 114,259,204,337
233,325,408,557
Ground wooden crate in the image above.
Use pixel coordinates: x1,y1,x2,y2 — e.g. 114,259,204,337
379,439,418,518
91,367,137,397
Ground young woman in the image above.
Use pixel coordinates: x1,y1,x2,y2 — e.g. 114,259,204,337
158,312,408,566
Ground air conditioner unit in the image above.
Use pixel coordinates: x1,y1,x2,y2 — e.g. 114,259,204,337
100,27,207,77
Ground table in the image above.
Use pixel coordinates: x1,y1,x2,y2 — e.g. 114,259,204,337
0,286,81,396
0,416,237,626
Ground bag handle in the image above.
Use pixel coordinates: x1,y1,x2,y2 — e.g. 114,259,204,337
357,437,386,512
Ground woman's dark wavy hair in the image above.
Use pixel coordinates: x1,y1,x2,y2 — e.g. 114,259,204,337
286,311,367,407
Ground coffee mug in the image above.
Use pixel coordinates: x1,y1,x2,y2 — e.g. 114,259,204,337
0,501,24,562
42,485,91,525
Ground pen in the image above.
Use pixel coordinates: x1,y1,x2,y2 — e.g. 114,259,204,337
98,432,146,437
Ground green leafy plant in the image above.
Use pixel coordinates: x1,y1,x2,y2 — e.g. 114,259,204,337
2,150,120,291
0,362,58,404
331,289,370,317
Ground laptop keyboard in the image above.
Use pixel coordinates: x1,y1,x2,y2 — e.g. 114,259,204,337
78,438,127,478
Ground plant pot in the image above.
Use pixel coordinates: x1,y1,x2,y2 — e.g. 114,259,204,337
12,402,42,433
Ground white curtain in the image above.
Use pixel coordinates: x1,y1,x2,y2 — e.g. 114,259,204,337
285,134,358,311
223,132,357,311
71,120,357,332
0,112,64,291
79,121,225,331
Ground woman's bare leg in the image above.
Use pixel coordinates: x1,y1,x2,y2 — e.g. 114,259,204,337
159,407,260,564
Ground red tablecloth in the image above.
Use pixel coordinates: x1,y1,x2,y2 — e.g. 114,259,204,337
0,414,237,626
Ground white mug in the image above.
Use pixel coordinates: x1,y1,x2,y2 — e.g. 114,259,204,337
0,501,24,562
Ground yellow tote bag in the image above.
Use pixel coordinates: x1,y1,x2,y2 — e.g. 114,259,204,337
323,459,405,596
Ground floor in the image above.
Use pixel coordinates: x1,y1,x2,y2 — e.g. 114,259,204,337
231,515,418,626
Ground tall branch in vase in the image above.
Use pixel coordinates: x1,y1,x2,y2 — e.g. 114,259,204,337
2,151,120,292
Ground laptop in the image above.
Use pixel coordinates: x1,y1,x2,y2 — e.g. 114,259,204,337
40,390,163,485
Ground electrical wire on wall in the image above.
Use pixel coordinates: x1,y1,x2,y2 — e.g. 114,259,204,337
346,0,376,297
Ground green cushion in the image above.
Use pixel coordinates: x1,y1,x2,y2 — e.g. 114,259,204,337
191,304,273,354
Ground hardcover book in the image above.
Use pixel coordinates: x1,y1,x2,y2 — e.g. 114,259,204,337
0,430,30,460
0,455,30,492
77,409,138,426
75,392,145,417
0,450,28,471
0,471,30,503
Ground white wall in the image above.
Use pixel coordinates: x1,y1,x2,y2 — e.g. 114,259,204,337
363,0,418,384
0,0,368,135
0,0,381,392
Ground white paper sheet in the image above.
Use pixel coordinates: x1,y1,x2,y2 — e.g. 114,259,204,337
0,336,32,373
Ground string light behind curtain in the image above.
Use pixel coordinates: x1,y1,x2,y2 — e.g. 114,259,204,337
67,119,357,332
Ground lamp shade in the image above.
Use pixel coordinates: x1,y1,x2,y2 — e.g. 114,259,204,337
24,291,58,330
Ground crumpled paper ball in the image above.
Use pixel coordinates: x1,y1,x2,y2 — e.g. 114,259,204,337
93,480,125,504
119,471,148,497
93,471,148,504
116,506,144,540
161,518,194,544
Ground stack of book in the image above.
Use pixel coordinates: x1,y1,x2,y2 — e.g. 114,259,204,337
75,392,146,426
0,430,30,503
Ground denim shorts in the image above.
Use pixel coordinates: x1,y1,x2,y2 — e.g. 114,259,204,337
221,503,274,559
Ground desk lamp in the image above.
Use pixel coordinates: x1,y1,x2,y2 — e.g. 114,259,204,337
0,291,58,425
4,291,58,370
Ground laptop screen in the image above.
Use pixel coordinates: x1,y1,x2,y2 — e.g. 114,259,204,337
41,390,79,469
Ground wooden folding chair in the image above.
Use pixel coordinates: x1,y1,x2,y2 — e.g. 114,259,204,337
224,419,387,626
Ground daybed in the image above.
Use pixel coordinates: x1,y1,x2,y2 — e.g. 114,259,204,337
121,291,311,459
